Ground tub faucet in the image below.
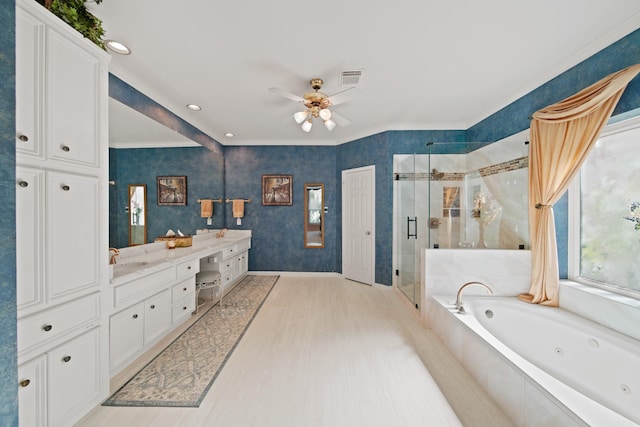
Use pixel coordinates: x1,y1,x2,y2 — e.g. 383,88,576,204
108,248,120,265
455,281,493,313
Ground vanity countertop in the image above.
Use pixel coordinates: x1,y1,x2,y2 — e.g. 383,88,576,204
110,230,251,284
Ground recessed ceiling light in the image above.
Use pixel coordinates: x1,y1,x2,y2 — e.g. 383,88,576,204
186,104,202,111
224,132,235,138
105,40,131,55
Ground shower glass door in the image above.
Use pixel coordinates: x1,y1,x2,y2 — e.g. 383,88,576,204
393,154,430,308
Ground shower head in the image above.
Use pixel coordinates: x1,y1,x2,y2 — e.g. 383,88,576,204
431,168,445,179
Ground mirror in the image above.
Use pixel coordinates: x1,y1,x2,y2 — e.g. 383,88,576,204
109,97,201,249
304,183,324,248
128,184,147,246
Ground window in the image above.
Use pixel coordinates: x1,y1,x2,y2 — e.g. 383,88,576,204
569,115,640,297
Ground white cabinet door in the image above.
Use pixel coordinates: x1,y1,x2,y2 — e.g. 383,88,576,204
15,7,44,158
236,251,248,277
18,356,46,427
16,167,44,313
47,171,100,300
47,29,101,167
144,290,171,345
110,302,144,370
242,251,249,274
233,253,244,279
48,328,101,427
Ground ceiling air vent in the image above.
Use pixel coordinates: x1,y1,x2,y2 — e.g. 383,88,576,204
339,69,363,87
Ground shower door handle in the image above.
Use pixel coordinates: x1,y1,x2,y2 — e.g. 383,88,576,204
407,217,417,239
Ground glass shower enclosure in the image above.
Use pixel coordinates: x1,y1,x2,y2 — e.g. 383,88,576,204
393,140,530,308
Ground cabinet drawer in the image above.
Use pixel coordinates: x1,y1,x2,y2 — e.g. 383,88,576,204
222,271,234,287
172,295,195,324
219,258,233,273
222,245,238,260
172,277,195,303
17,293,100,354
176,258,199,280
112,266,175,309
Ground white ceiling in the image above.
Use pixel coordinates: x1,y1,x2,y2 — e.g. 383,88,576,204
90,0,640,147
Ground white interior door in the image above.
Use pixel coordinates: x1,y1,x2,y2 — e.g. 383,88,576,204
342,165,375,285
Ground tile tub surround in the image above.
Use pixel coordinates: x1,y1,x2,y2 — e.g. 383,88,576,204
421,249,531,324
428,296,640,427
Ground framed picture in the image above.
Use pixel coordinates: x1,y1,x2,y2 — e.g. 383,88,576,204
157,176,187,206
262,174,293,206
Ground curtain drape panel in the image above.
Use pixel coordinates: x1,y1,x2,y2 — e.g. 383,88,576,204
520,64,640,306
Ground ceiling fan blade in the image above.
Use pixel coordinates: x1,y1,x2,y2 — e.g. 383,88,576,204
268,87,305,103
331,111,351,127
327,87,360,106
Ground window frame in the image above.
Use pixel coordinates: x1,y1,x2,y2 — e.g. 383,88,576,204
568,114,640,300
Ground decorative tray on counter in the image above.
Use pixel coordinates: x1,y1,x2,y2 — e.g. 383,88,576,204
154,235,193,247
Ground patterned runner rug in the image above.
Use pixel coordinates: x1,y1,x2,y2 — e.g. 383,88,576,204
103,274,280,407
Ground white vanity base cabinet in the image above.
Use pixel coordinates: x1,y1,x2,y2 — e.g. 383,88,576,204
109,235,251,378
109,259,199,376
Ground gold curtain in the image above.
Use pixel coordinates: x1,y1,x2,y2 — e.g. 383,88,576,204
520,64,640,306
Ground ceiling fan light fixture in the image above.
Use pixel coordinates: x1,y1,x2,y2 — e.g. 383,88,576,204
324,119,336,131
319,108,332,121
294,111,308,124
301,119,313,132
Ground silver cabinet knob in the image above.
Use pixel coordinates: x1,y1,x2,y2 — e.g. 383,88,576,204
365,231,371,235
61,145,70,152
18,181,28,188
18,134,29,142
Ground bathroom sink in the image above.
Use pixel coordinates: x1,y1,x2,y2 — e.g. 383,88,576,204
119,261,149,267
112,261,150,277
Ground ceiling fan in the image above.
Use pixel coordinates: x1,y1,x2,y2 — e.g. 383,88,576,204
269,78,358,132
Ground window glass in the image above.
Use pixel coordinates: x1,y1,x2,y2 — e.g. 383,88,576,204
577,118,640,294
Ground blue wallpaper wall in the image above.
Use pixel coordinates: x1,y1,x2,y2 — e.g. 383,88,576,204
224,145,337,272
0,0,18,424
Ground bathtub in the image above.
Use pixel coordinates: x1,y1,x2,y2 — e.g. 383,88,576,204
429,295,640,427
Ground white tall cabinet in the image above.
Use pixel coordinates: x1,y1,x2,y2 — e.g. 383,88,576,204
15,0,110,425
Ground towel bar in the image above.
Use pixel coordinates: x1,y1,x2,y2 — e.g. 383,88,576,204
197,198,223,203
